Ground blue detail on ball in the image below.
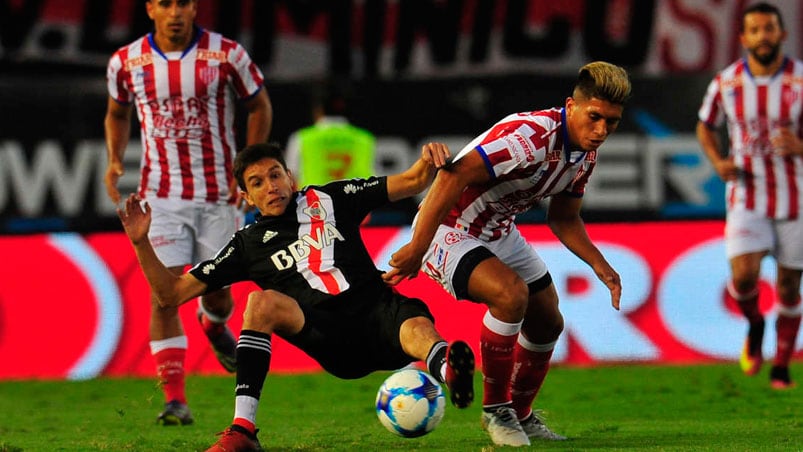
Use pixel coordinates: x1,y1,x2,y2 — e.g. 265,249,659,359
375,369,445,438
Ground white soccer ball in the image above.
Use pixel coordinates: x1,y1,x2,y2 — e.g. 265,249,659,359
375,368,445,438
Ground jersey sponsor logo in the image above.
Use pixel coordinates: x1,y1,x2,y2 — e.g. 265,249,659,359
343,183,360,194
149,110,212,140
490,189,542,215
262,230,278,243
781,74,803,86
197,49,227,63
546,150,561,161
270,223,345,270
200,246,235,275
214,246,234,264
514,134,535,162
343,179,379,194
148,95,211,116
720,78,743,90
201,262,215,275
124,53,153,71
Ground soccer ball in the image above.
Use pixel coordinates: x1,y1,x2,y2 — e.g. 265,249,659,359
375,369,445,438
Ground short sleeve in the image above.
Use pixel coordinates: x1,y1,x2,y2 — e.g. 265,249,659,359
106,51,133,104
188,234,247,291
227,42,265,100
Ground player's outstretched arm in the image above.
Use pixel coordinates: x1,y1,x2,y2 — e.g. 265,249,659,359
547,192,621,310
386,142,451,202
383,148,488,285
117,194,208,307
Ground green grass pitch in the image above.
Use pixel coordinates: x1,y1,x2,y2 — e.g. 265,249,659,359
1,363,802,451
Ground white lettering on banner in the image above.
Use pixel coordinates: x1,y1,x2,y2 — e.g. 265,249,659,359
657,239,803,358
0,139,140,217
0,140,93,216
536,243,659,362
0,134,716,218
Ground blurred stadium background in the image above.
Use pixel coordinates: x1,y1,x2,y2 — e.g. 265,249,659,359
1,0,801,380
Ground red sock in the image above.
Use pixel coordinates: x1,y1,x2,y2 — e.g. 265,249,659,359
774,300,801,367
233,417,256,434
153,348,187,404
200,313,226,336
726,281,762,322
480,313,520,407
511,340,553,420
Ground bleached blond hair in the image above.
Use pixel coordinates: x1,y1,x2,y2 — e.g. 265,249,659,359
573,61,631,105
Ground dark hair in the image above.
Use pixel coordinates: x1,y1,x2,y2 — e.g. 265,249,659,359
742,2,784,31
312,78,351,116
573,61,632,105
234,142,287,190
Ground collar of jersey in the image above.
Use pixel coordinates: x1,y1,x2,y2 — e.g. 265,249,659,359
560,107,586,164
148,25,203,60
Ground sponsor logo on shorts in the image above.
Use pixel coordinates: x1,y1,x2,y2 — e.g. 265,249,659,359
150,235,175,248
433,243,448,267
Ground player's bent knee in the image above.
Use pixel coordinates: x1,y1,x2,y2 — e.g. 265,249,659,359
243,290,301,332
490,278,529,317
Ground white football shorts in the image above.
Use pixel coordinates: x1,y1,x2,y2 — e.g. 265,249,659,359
146,197,243,268
420,224,548,299
725,208,803,269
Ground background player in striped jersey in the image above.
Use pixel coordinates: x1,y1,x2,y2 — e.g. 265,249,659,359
697,2,803,390
384,61,630,447
104,0,272,425
117,142,475,452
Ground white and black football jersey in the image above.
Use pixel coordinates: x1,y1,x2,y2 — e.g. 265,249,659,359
189,176,389,305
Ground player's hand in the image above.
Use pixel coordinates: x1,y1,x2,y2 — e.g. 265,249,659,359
117,194,151,245
421,142,451,169
594,263,621,311
772,128,803,156
382,243,425,286
104,162,124,204
712,158,740,182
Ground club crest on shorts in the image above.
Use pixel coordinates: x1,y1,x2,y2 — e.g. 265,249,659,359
444,231,464,245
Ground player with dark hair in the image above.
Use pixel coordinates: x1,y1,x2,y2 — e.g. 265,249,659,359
697,1,803,389
384,61,630,446
104,0,272,425
117,142,475,452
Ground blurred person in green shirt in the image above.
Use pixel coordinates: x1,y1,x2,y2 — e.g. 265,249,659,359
285,81,376,188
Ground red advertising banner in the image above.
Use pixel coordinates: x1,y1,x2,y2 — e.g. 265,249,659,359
2,221,799,380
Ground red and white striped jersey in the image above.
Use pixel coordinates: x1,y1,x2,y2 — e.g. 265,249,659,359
106,28,265,204
441,108,596,241
698,57,803,219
